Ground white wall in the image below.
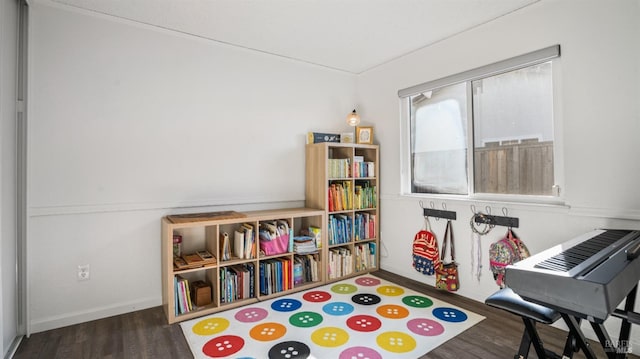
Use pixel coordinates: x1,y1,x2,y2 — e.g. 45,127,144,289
1,0,19,355
24,0,640,350
358,0,640,346
27,2,356,332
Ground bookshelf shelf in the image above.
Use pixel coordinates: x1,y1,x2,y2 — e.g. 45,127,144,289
306,142,380,283
161,207,325,324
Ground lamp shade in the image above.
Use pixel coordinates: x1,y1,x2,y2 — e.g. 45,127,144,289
346,109,361,126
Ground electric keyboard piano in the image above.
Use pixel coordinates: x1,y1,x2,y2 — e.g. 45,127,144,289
506,229,640,322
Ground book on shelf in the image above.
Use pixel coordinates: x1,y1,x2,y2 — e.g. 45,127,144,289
259,258,292,295
220,263,255,304
220,232,231,261
232,223,257,260
352,158,375,178
294,253,319,284
328,181,353,212
328,247,352,280
241,223,255,259
354,213,376,241
354,181,376,209
175,275,193,315
233,230,245,259
293,261,303,285
328,214,352,245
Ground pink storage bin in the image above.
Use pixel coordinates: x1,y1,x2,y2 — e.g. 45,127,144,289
260,234,290,256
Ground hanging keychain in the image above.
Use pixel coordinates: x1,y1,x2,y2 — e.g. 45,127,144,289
470,208,493,281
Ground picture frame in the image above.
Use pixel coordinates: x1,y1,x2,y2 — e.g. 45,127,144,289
340,132,354,143
356,126,374,144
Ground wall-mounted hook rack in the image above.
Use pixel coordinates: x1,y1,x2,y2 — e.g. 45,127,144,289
473,214,519,228
423,208,457,221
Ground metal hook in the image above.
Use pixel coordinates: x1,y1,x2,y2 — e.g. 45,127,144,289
470,204,477,214
442,202,447,211
419,200,425,210
429,201,439,220
485,206,492,215
502,207,509,217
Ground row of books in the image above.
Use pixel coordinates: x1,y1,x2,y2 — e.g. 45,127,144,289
328,214,352,245
354,242,377,272
354,212,376,241
353,182,377,209
220,263,255,304
353,155,375,178
259,258,292,296
327,157,376,179
326,243,377,281
328,158,351,178
220,223,256,261
294,253,320,285
174,276,193,315
328,247,353,280
328,181,353,212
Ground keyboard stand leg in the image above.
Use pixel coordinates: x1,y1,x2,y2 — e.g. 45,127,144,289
619,284,637,353
591,322,630,359
561,327,578,359
516,318,533,358
521,318,546,358
561,314,599,359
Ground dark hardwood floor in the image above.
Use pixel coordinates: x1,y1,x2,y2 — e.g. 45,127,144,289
14,270,637,358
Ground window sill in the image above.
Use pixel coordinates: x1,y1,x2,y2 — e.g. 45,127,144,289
397,192,569,213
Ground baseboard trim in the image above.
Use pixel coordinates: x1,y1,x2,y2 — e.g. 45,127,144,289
4,335,23,359
29,297,160,334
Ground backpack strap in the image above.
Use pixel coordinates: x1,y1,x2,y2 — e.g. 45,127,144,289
440,220,455,262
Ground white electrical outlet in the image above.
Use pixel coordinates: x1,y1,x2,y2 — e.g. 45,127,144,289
78,264,90,281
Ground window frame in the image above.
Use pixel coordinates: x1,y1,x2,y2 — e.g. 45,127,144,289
399,45,564,204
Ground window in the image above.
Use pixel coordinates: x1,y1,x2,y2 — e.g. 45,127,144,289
400,45,560,199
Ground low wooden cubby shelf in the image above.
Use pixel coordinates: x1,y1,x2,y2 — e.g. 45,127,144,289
161,208,325,324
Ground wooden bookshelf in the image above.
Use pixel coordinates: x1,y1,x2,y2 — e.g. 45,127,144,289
305,142,380,282
161,208,325,324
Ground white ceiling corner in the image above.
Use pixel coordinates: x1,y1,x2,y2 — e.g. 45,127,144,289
48,0,540,74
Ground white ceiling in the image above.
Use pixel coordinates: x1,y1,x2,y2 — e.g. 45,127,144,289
50,0,540,74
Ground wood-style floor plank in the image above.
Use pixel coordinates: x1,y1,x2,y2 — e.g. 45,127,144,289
14,270,639,358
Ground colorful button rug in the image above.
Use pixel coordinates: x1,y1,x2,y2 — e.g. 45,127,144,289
180,275,484,358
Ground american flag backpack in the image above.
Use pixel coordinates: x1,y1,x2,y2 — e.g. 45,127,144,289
412,218,440,275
